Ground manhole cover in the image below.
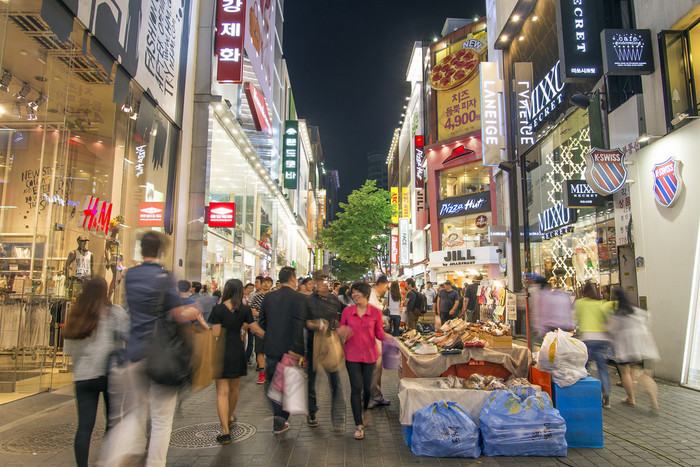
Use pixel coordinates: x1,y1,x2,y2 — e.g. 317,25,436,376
2,423,103,454
169,422,256,448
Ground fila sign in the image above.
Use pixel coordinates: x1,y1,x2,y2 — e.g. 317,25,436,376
207,202,236,228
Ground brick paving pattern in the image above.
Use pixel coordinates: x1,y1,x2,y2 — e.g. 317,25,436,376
0,363,699,466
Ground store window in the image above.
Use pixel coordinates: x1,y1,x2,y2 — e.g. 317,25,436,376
660,19,700,130
440,212,491,250
439,163,489,199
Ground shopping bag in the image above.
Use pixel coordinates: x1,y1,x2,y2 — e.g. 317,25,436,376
189,327,215,390
282,365,308,414
411,400,480,458
382,338,399,370
267,353,297,405
537,330,588,387
480,389,567,457
313,330,344,372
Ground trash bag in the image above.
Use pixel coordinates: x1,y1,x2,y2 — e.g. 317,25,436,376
382,338,400,370
537,330,588,387
411,400,481,458
282,365,307,415
480,389,567,457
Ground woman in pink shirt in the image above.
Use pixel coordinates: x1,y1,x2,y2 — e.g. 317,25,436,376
338,281,386,440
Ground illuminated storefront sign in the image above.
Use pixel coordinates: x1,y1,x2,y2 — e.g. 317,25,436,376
391,187,399,224
138,202,164,226
207,202,235,227
537,203,578,239
564,180,610,208
602,29,655,75
480,61,505,166
282,120,298,189
315,248,323,271
399,217,410,266
81,195,113,234
530,61,566,130
416,188,426,214
391,229,399,264
513,62,534,156
415,135,425,188
215,0,246,83
245,83,273,136
555,0,604,82
584,148,628,195
437,192,491,219
401,187,410,219
429,246,499,268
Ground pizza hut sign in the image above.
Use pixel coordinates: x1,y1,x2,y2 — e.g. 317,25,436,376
207,202,235,228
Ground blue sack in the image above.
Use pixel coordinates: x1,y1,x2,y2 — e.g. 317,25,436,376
411,400,481,458
480,389,567,457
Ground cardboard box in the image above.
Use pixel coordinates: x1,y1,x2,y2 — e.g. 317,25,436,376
479,332,512,349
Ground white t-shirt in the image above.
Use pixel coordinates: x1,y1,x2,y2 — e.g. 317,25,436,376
425,287,437,306
387,294,401,316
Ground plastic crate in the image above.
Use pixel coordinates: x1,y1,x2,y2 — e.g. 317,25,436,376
551,376,604,448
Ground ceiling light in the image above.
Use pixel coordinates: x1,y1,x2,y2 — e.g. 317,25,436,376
473,16,479,22
512,15,520,22
0,71,11,91
519,36,525,41
151,125,158,136
433,37,438,42
130,112,138,120
14,82,30,101
532,16,539,21
28,94,44,111
500,36,508,42
121,96,133,113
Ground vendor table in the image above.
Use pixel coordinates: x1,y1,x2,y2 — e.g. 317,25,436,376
396,338,531,379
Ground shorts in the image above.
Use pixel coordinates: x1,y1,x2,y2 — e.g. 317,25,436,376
254,335,263,353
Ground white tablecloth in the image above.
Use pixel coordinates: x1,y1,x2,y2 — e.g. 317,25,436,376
398,377,493,426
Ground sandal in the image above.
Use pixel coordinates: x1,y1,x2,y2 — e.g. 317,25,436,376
621,398,636,407
216,433,231,444
353,426,365,440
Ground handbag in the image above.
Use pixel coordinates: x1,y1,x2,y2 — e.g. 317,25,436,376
313,329,344,372
146,279,192,386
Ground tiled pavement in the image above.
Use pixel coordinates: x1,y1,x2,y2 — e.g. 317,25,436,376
0,361,699,466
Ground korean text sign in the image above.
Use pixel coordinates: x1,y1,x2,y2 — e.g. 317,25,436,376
283,120,299,189
215,0,247,83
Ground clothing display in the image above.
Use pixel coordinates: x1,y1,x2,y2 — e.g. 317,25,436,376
0,298,52,350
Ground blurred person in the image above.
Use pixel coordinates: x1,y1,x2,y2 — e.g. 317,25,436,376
243,282,256,364
367,276,390,408
105,231,198,467
250,277,274,383
248,275,264,304
178,280,209,330
403,278,420,331
574,280,614,408
259,267,306,434
208,279,264,443
465,275,482,323
299,277,314,295
437,281,460,324
304,270,344,429
424,281,437,313
242,283,255,305
275,280,282,290
535,276,573,336
608,288,660,411
338,281,387,440
195,283,219,323
332,281,341,297
385,281,402,336
189,281,203,300
63,277,129,467
337,284,353,308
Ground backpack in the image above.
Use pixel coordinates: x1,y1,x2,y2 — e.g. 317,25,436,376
414,292,427,315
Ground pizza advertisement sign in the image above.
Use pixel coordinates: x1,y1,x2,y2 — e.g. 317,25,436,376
584,148,629,196
431,30,488,142
652,157,683,208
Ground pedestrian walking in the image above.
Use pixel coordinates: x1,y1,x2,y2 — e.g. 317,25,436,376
607,288,660,412
367,276,390,408
102,231,199,467
259,266,306,434
385,281,402,336
63,277,129,467
437,280,460,324
338,281,387,440
250,276,273,384
209,279,264,444
304,270,345,430
178,280,210,330
574,280,614,408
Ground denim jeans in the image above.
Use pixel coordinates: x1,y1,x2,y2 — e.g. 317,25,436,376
389,315,401,336
264,357,290,431
74,376,109,467
585,340,611,396
307,341,343,425
346,360,375,426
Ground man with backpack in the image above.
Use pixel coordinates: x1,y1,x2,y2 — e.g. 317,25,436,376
403,278,425,330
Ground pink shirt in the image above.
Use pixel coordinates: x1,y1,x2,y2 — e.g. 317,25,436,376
340,303,385,363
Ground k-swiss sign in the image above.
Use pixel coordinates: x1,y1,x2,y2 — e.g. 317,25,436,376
584,148,628,195
652,157,683,208
215,0,246,83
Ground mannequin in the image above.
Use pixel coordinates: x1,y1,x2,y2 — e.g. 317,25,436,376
65,235,93,298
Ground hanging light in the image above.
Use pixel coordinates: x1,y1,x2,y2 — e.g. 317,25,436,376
121,95,133,113
0,70,11,91
28,93,45,111
14,82,31,101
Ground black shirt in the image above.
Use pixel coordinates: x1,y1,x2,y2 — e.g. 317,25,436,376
259,286,306,359
466,283,479,310
405,289,418,313
305,292,342,348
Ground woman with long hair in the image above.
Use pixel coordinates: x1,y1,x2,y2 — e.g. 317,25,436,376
608,288,660,411
208,279,264,444
338,281,387,440
385,281,402,336
63,277,129,467
574,280,614,408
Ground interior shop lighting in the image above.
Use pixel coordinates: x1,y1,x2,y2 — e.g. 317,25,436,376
12,103,21,119
121,96,133,113
636,134,661,143
0,70,11,91
27,94,44,111
670,112,700,126
14,82,31,101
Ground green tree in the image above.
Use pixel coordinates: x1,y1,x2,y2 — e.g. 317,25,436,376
329,257,373,282
320,180,393,275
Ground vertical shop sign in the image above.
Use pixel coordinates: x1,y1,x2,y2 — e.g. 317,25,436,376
215,0,246,83
480,62,505,167
613,186,631,245
81,195,113,234
414,135,425,188
245,83,273,136
513,62,534,156
506,292,517,321
401,187,411,219
138,202,165,226
555,0,605,82
282,120,298,189
391,187,399,223
416,188,426,213
399,218,410,266
391,229,399,264
243,0,277,108
318,189,327,230
315,248,323,271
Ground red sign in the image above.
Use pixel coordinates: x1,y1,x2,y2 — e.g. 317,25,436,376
81,196,112,234
476,215,488,229
138,202,164,227
415,135,425,188
391,233,399,264
207,202,236,228
244,83,273,136
215,0,246,83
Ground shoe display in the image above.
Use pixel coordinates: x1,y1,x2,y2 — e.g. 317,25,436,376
415,343,438,355
256,370,265,384
273,422,291,435
306,415,319,427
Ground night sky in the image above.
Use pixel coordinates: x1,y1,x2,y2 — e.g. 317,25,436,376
283,1,486,203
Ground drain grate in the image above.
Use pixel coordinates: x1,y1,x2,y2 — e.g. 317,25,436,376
1,423,103,454
169,422,256,449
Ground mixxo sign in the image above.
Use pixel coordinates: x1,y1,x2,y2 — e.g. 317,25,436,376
215,0,246,83
282,120,299,189
437,192,491,219
555,0,605,82
563,180,610,208
537,203,578,239
530,61,566,130
514,62,534,156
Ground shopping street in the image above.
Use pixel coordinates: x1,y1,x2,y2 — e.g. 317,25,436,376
0,362,698,467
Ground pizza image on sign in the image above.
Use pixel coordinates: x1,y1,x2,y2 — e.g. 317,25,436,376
429,48,481,91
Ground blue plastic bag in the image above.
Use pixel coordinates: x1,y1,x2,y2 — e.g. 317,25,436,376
411,400,481,458
480,389,567,457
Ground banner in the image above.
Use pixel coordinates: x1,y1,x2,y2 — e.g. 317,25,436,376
479,62,505,167
432,30,488,142
244,0,277,108
215,0,246,83
391,187,399,224
391,229,399,264
399,218,410,266
401,187,410,219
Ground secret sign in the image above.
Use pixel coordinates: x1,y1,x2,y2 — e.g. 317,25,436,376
437,192,491,219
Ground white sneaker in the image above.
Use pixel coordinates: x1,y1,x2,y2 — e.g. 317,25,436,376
415,344,438,355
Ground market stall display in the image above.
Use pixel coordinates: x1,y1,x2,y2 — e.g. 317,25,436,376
536,329,588,387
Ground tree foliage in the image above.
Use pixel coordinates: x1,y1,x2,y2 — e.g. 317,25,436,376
320,180,393,274
329,257,373,282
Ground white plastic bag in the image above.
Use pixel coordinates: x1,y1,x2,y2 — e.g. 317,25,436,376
537,330,588,387
282,365,307,415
